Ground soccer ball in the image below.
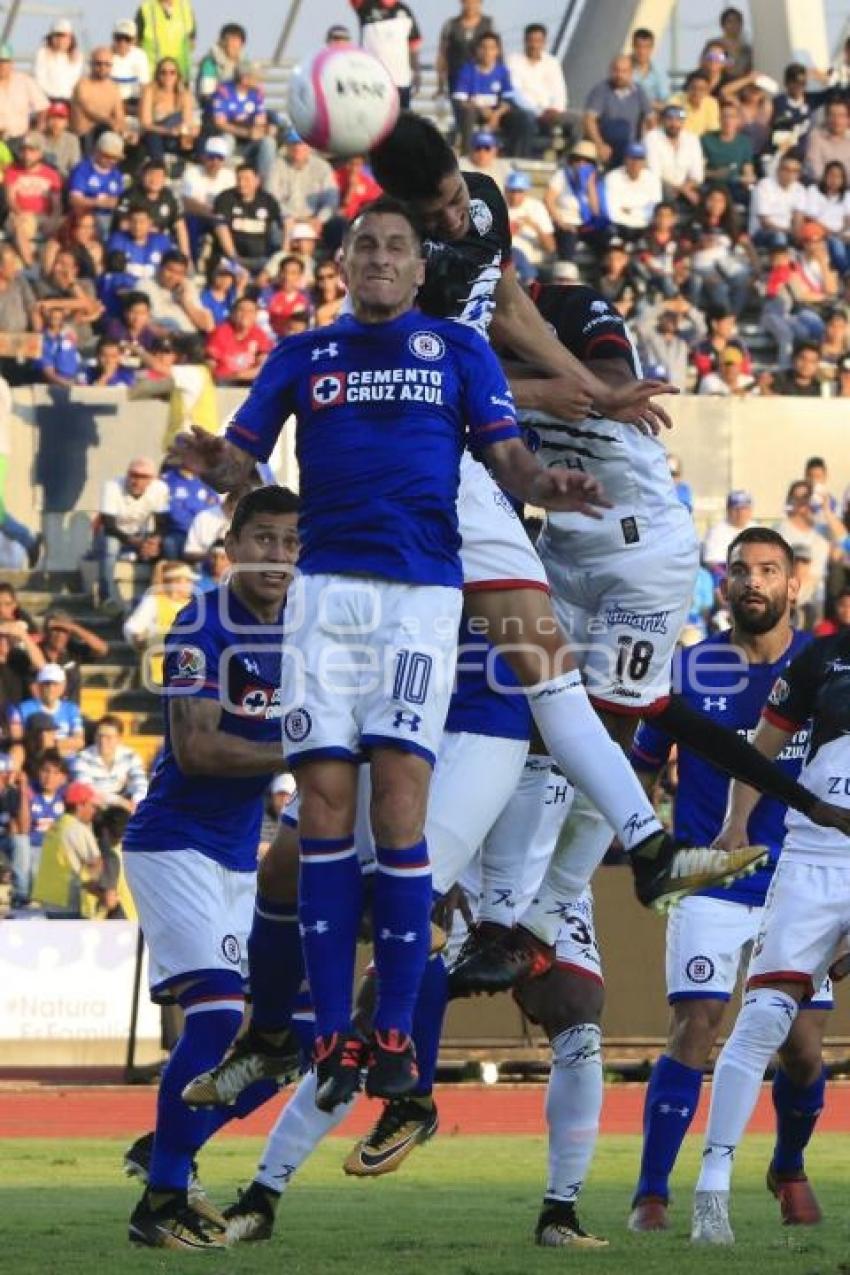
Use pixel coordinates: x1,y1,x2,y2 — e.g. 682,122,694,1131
288,47,400,158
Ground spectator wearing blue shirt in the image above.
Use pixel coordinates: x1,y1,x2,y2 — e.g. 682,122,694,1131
631,28,669,109
668,453,693,511
211,62,276,185
10,663,85,757
67,130,126,234
29,749,68,879
88,335,137,387
200,259,240,327
453,30,534,158
160,459,218,558
106,205,173,283
36,307,83,387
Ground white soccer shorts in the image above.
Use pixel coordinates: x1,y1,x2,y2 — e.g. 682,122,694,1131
458,450,550,592
667,892,831,1008
539,525,698,713
747,856,850,1000
123,849,256,1002
280,573,462,767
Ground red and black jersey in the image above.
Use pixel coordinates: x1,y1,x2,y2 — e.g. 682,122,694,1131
533,283,639,373
417,171,512,336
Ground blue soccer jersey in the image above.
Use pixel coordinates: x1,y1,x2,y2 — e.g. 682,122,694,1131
106,230,173,282
226,310,518,589
123,584,285,872
67,157,125,204
631,629,812,904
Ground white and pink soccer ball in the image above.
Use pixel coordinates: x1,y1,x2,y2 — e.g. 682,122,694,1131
288,47,400,157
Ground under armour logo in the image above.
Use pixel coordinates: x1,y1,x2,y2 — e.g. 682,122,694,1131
299,920,329,936
312,342,339,361
659,1103,690,1118
491,889,514,907
379,928,417,943
392,709,422,732
243,657,260,676
702,696,728,711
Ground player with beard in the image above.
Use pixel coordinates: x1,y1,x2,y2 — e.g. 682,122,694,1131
629,528,832,1234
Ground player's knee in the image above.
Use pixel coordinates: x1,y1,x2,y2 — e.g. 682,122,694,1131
778,1013,826,1087
518,967,604,1038
729,986,799,1057
668,999,724,1067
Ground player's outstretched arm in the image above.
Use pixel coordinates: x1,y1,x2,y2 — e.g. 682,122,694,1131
491,266,677,433
174,426,257,494
170,697,287,778
483,436,611,517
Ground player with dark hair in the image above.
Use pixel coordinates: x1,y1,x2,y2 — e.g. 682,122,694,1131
693,607,850,1243
182,197,611,1114
121,484,302,1250
630,527,831,1234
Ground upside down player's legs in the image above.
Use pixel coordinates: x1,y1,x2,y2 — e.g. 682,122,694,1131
465,587,662,855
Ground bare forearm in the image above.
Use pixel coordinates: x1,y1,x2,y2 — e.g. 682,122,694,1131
176,731,285,777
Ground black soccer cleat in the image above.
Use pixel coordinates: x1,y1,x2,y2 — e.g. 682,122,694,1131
182,1024,302,1108
630,831,768,913
343,1094,438,1177
535,1198,609,1248
314,1031,368,1112
123,1130,224,1227
223,1180,280,1243
365,1029,419,1100
448,924,555,998
129,1187,229,1251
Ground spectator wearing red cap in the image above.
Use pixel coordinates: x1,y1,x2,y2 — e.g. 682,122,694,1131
32,778,102,917
42,100,80,176
206,295,272,385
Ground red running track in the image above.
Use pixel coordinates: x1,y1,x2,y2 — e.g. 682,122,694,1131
0,1082,847,1139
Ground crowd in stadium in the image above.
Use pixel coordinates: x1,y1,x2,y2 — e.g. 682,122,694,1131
0,0,848,924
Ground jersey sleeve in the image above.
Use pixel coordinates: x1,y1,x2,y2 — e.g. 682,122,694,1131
224,339,300,462
456,331,519,448
162,616,222,701
762,639,823,732
630,717,674,771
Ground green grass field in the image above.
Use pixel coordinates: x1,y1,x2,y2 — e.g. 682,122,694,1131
2,1134,848,1275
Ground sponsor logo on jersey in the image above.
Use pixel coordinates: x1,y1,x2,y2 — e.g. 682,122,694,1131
605,606,669,634
221,934,241,964
825,659,850,675
469,198,493,236
241,686,270,715
769,676,790,705
284,707,312,742
581,313,623,336
311,341,339,361
311,372,346,408
590,299,609,314
686,955,715,984
312,367,445,406
493,489,519,519
408,330,445,361
173,645,205,681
